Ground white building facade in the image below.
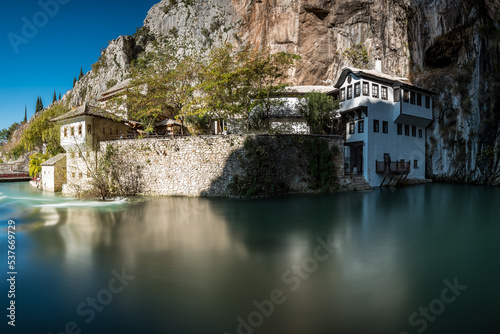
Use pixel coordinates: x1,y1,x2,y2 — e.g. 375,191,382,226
334,68,434,187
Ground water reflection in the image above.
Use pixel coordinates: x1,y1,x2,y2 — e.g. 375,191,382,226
0,183,499,334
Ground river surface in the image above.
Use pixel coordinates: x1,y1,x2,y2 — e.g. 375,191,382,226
0,182,499,334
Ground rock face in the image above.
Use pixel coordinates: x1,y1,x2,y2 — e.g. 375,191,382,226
58,0,500,184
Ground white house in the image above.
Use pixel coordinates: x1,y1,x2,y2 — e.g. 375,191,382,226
40,154,66,192
332,67,434,187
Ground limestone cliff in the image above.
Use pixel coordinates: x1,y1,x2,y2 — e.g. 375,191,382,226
57,0,500,184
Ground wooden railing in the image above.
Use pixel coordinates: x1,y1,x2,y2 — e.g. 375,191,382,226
0,173,30,179
375,161,410,174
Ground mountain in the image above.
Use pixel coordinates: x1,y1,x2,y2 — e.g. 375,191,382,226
58,0,500,184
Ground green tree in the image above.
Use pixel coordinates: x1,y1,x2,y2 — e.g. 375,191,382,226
52,90,57,103
23,105,27,123
59,93,62,100
79,67,84,80
35,97,44,113
343,43,369,68
73,77,77,88
29,152,48,178
0,122,20,144
298,92,339,134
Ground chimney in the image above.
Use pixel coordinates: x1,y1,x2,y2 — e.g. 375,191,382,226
375,58,382,73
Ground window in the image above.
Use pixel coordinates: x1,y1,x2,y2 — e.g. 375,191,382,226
362,82,369,96
412,126,416,137
383,121,388,134
340,88,346,101
381,86,388,100
70,126,74,136
397,124,403,135
79,173,83,179
347,85,353,99
372,84,379,98
394,88,401,102
354,83,361,97
419,129,423,138
403,90,410,103
64,127,68,137
405,125,410,136
417,93,422,106
425,96,431,108
358,120,364,133
78,125,82,135
349,122,355,134
414,160,418,169
410,91,416,105
373,119,380,133
87,124,92,135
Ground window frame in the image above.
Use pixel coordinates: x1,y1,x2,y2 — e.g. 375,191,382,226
347,85,353,100
425,96,431,108
70,126,74,136
417,93,422,106
373,119,380,133
354,82,361,98
394,88,401,102
87,124,92,135
412,126,417,137
382,121,388,134
414,160,418,169
340,88,346,101
349,122,355,134
405,125,410,136
362,82,369,96
64,127,68,137
403,90,410,103
358,120,364,133
78,125,82,135
381,86,388,100
410,91,416,105
397,124,403,135
372,84,379,98
419,129,423,138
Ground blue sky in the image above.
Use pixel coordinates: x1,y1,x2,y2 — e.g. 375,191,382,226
0,0,159,129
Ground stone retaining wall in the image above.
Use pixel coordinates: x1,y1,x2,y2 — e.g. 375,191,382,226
99,135,344,197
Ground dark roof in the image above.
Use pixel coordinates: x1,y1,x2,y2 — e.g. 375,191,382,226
334,67,435,95
97,78,132,101
51,103,124,122
41,153,66,166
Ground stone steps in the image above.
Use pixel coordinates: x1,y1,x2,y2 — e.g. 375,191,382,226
351,176,373,191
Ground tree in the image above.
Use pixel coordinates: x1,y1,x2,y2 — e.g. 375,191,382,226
73,77,77,88
298,92,339,134
52,90,57,103
29,152,48,178
234,48,300,132
79,67,84,80
0,122,20,144
59,93,61,100
343,43,369,68
23,105,27,123
35,97,44,113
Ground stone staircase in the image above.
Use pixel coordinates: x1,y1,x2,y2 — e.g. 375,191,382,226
351,175,373,191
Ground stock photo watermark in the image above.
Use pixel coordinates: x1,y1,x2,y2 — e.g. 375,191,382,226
7,0,71,54
6,220,17,327
47,267,135,334
224,235,338,334
399,277,467,334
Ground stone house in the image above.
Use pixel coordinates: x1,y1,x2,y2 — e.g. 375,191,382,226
40,154,66,192
52,103,132,192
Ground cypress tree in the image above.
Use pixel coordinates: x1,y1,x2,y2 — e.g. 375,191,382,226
23,105,27,123
73,77,77,87
35,97,44,113
59,93,61,100
53,90,57,103
79,67,84,80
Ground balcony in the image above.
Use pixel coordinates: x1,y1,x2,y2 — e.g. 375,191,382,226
375,161,410,174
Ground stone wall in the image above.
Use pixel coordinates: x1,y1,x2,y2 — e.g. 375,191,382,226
96,134,344,197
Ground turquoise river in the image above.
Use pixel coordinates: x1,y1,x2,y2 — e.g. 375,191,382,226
0,182,499,334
